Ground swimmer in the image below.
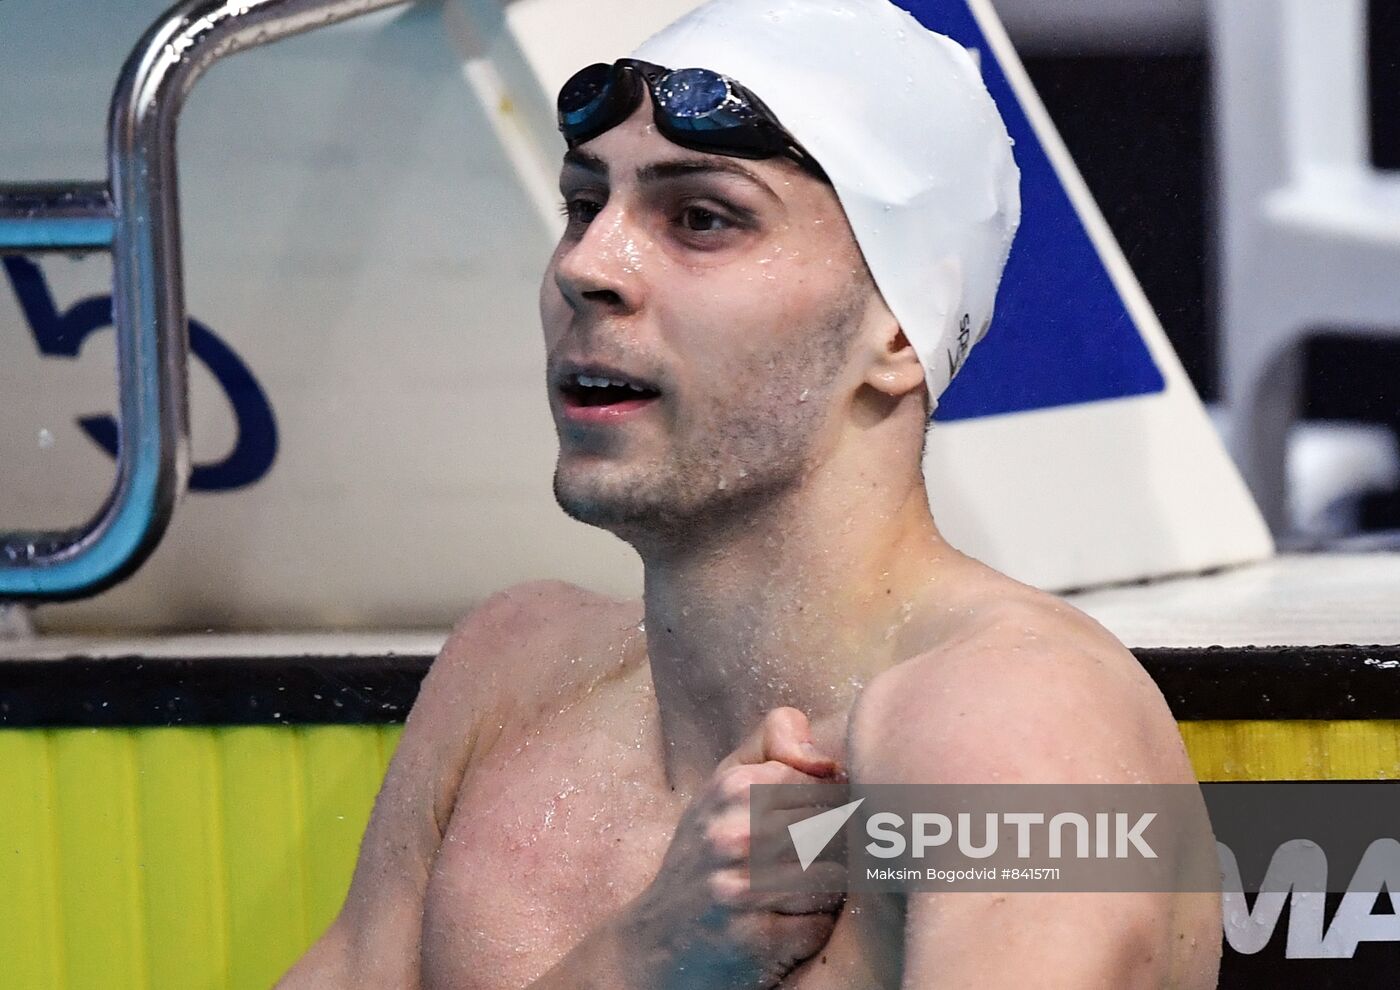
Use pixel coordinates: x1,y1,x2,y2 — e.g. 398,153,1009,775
281,0,1220,986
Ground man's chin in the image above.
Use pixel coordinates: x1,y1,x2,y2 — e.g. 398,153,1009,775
553,465,705,543
553,472,650,531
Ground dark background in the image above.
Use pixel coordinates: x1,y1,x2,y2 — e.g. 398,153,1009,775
1020,0,1399,529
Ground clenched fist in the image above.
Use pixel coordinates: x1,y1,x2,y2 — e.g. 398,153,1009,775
618,707,848,988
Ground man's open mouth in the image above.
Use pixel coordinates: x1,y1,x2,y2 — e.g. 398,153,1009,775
558,371,662,410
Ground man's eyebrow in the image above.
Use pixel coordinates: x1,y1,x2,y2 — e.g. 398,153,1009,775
561,149,779,201
562,148,607,174
637,157,780,201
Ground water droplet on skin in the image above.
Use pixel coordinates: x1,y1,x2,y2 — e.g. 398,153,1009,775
717,478,728,490
798,389,810,402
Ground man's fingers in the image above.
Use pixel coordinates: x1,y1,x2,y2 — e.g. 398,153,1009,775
718,707,841,778
719,707,806,770
713,864,847,913
766,867,849,915
769,888,846,916
760,708,838,777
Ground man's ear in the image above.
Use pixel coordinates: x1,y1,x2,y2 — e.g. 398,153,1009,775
862,316,926,400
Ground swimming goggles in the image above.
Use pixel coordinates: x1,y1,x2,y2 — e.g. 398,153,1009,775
556,58,829,182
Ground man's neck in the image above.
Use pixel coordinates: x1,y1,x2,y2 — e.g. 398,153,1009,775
637,461,957,792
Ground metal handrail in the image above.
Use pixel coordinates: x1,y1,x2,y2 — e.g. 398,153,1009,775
0,0,410,601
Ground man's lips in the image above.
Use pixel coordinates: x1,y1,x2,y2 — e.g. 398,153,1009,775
554,364,663,424
558,391,660,423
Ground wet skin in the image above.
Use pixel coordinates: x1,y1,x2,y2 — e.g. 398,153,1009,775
280,99,1222,988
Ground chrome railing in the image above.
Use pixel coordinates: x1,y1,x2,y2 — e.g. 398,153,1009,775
0,0,410,601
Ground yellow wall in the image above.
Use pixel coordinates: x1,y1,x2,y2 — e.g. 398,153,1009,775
2,720,1397,989
1179,720,1400,781
0,726,401,990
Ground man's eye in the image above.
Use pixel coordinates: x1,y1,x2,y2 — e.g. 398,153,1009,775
559,198,602,225
677,206,732,233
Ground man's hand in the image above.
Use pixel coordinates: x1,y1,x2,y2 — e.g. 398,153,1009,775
620,707,847,989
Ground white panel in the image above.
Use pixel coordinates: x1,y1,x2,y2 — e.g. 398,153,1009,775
1069,553,1400,649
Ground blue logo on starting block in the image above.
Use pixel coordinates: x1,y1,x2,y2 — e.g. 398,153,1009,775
911,1,1166,423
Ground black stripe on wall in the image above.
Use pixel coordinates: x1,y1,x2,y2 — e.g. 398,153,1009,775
1,645,1399,727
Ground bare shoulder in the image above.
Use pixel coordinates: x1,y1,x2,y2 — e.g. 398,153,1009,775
410,579,646,798
845,584,1221,990
850,582,1193,786
319,581,641,985
431,578,643,719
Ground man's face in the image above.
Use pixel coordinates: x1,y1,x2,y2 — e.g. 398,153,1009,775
539,96,877,543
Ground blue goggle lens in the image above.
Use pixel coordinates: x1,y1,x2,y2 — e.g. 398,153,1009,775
654,68,732,119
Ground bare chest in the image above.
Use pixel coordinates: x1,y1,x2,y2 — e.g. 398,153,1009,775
417,705,897,990
419,694,682,989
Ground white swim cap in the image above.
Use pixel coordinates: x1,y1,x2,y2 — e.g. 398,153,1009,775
634,0,1021,411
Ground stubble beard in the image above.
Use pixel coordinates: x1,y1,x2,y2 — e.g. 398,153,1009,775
552,293,860,550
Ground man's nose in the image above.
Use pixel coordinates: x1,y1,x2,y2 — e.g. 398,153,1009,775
553,206,646,315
